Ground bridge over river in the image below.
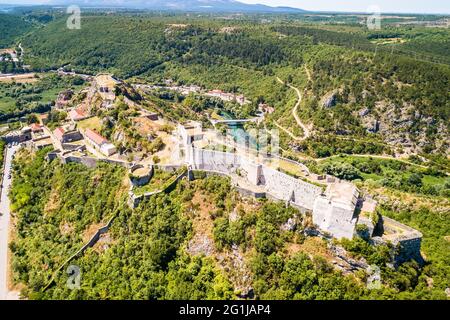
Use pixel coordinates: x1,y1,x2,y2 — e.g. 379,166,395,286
209,117,260,125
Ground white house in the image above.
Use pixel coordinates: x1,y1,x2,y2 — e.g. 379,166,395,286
84,129,117,156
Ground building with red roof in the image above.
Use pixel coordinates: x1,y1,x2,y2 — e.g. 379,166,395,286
84,129,116,156
30,123,43,133
53,127,65,142
69,108,89,122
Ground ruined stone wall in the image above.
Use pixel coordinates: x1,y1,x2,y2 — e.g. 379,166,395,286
129,164,153,187
376,217,424,266
62,155,99,168
128,168,188,209
57,154,130,169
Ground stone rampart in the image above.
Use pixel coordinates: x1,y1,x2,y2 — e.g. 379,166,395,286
129,164,154,187
188,146,322,211
260,166,322,210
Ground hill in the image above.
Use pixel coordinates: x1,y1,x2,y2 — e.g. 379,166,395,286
47,0,306,13
18,15,450,160
9,149,449,299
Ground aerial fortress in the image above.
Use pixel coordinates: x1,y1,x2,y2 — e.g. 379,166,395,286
3,73,424,266
180,128,423,265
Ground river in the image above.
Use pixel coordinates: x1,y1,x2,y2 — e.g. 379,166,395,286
219,110,259,150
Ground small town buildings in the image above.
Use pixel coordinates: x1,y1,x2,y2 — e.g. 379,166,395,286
53,127,65,143
69,108,90,122
21,124,52,149
32,138,53,150
29,123,49,142
53,127,83,143
20,126,32,142
178,121,204,145
84,129,117,156
93,74,119,103
206,90,250,106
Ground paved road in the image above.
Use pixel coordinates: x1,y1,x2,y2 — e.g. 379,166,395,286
0,144,20,300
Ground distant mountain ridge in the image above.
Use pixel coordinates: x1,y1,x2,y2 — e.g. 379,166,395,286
47,0,306,13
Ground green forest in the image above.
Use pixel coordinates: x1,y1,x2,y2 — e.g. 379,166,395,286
317,155,450,197
0,13,33,48
9,149,449,300
0,73,86,121
15,14,449,158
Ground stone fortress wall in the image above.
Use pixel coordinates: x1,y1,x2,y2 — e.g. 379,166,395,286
129,164,154,187
185,144,424,260
313,183,360,239
186,145,360,239
188,146,323,210
372,216,424,266
261,165,322,210
39,136,424,266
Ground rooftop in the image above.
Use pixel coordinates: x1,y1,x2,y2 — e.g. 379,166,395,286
182,120,202,129
34,137,53,148
85,129,108,146
181,121,203,136
69,108,88,120
54,127,65,141
326,181,359,208
30,123,43,132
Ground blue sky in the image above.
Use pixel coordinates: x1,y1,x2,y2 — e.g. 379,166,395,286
241,0,450,14
0,0,449,14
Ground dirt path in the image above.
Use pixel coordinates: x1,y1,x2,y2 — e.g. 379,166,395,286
305,65,312,82
317,153,432,170
275,65,312,141
0,73,36,83
273,122,303,141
